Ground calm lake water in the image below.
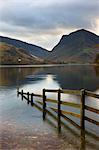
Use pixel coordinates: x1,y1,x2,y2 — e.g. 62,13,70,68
0,65,99,149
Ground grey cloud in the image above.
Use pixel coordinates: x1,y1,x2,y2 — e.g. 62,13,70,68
0,0,99,30
0,0,99,49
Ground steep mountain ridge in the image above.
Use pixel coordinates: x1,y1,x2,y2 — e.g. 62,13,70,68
48,29,99,63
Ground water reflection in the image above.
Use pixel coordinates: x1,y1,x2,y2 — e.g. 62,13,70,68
0,65,99,150
0,67,43,87
0,65,99,91
22,74,60,94
94,65,99,76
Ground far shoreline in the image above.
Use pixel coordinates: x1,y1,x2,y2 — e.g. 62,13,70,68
0,63,99,68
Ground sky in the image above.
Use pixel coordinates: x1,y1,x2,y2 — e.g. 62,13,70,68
0,0,99,50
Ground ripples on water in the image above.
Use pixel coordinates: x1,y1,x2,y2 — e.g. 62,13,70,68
0,65,99,149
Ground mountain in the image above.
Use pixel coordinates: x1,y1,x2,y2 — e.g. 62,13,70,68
0,42,45,65
0,29,99,65
47,29,99,63
0,36,49,59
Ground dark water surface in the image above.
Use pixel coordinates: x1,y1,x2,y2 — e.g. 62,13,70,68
0,65,99,149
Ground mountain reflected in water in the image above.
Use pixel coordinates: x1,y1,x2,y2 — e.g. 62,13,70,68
23,74,60,94
0,65,99,149
0,65,99,91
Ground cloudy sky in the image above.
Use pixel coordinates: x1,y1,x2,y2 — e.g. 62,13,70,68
0,0,99,50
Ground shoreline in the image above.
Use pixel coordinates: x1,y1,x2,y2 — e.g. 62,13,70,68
0,63,99,68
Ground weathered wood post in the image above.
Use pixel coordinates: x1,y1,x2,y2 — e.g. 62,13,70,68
31,93,34,106
43,89,46,120
21,90,23,100
27,92,29,104
58,89,61,132
17,88,19,97
80,89,85,138
80,134,86,150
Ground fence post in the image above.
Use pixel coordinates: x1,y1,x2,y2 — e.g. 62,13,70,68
80,89,85,138
43,89,46,120
31,93,34,105
21,90,23,100
17,87,19,97
27,92,29,104
58,89,61,132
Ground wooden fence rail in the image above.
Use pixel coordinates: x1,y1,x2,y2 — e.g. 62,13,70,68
17,88,99,136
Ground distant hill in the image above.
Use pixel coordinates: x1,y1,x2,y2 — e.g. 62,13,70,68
0,36,49,59
47,29,99,64
0,43,45,65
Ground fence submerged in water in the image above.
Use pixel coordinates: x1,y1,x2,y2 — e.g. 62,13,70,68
17,88,99,138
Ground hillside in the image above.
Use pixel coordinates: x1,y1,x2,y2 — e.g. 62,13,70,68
0,29,99,65
48,29,99,63
0,42,44,65
0,36,49,59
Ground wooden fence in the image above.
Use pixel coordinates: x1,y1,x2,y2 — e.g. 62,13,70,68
17,88,99,136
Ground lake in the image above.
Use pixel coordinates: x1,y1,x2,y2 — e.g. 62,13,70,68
0,65,99,149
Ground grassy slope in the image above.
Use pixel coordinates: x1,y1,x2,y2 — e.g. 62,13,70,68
0,42,44,65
